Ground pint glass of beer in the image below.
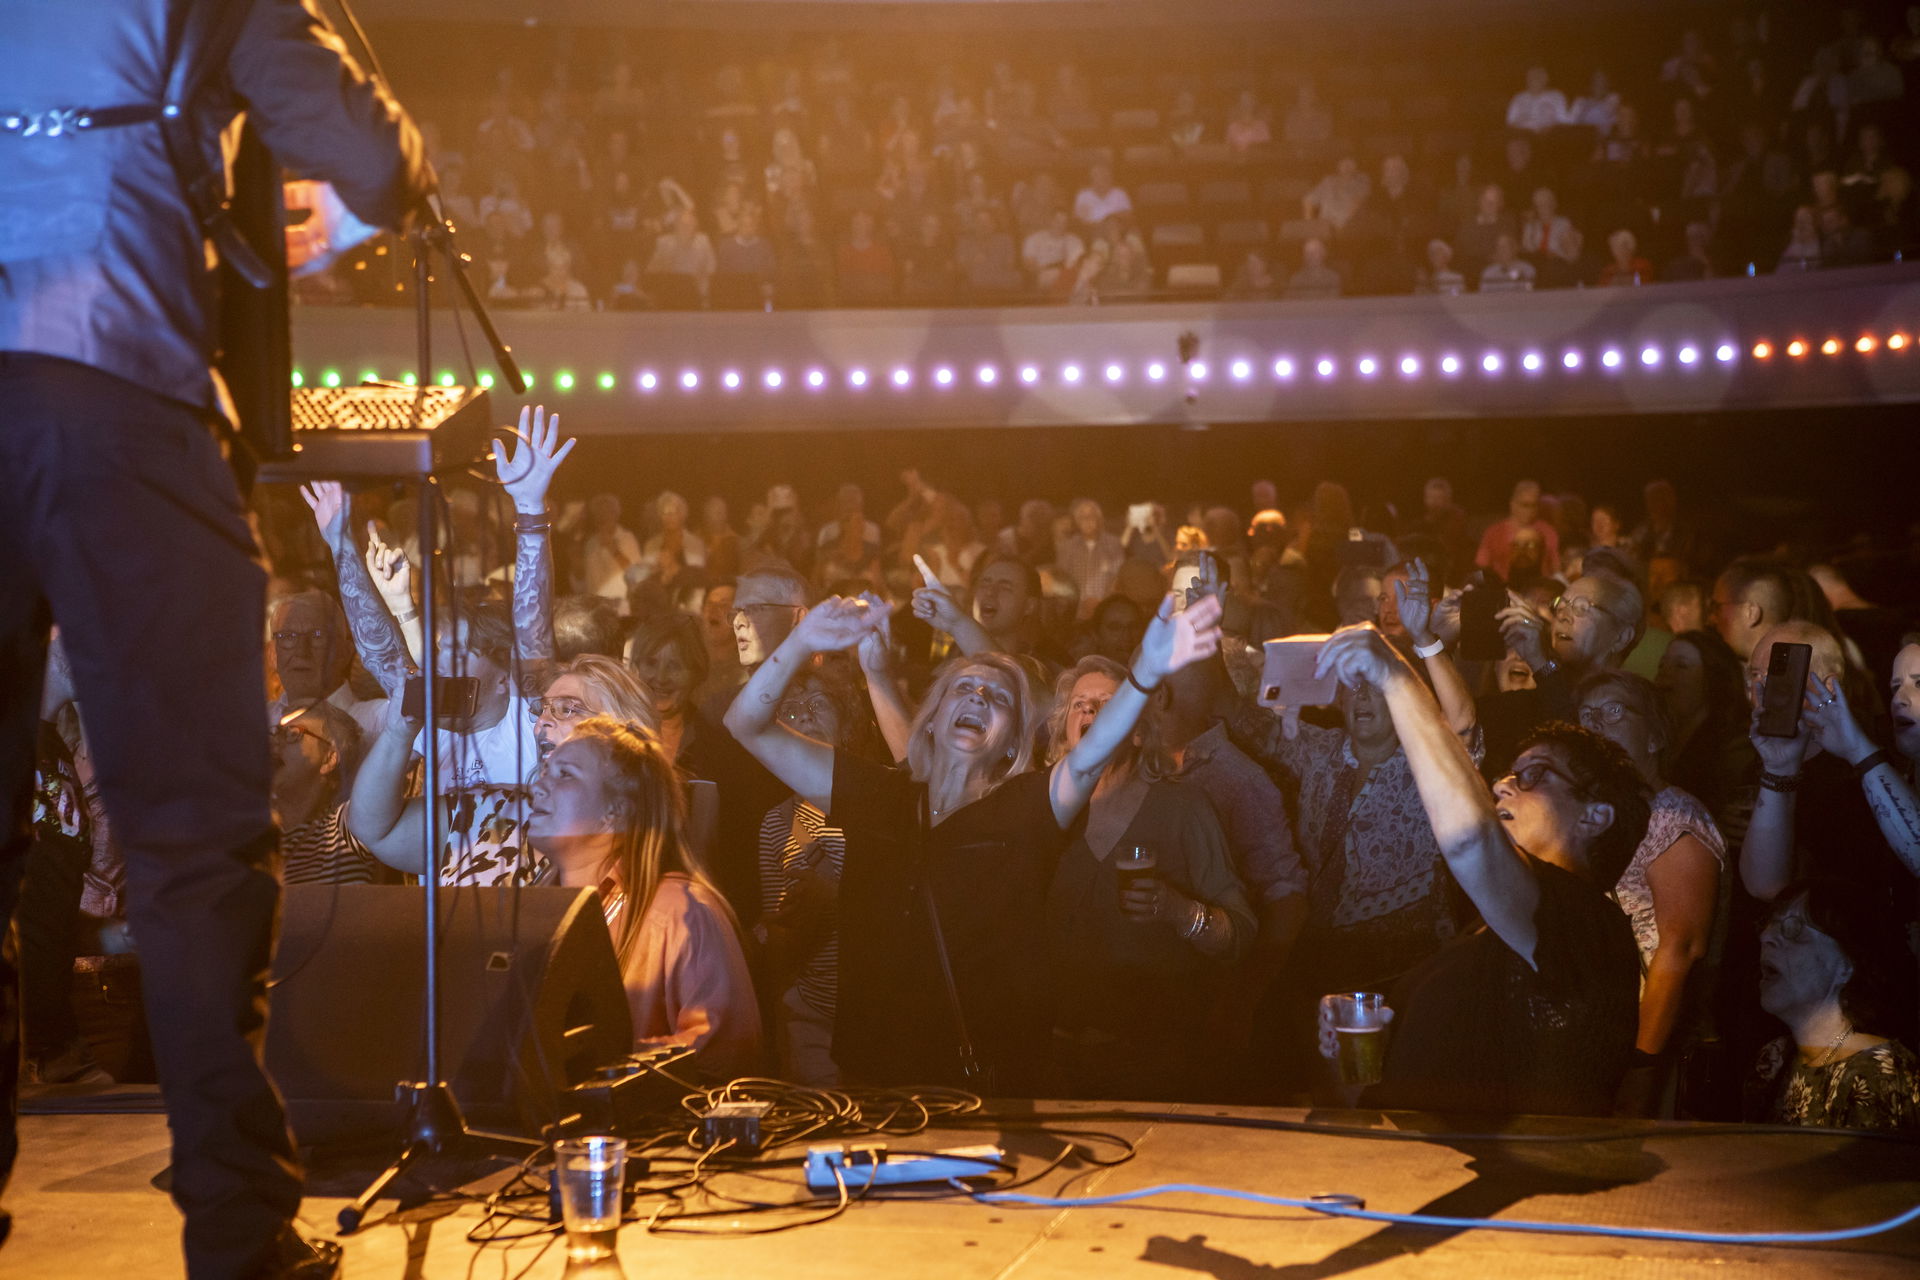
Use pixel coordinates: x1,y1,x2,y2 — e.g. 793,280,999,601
1321,992,1391,1086
1114,845,1158,907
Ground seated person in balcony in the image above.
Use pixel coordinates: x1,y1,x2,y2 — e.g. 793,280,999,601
1665,220,1720,281
1023,207,1086,294
900,211,958,304
1596,228,1654,286
1285,238,1342,300
1454,184,1517,278
1415,238,1466,295
1303,156,1372,234
956,207,1024,297
1074,216,1153,301
714,204,779,300
1520,187,1584,284
1478,232,1537,292
1778,204,1825,272
1313,627,1648,1117
1506,66,1572,133
1167,89,1205,149
1225,89,1273,155
531,716,761,1079
645,207,717,305
836,209,898,304
1073,162,1133,230
1225,249,1280,301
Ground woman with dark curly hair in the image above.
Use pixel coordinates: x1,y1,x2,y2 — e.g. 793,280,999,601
1744,880,1920,1132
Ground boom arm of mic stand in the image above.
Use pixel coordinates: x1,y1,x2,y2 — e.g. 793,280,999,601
421,211,525,396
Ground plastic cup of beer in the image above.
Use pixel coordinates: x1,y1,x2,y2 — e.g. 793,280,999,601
1114,845,1158,909
554,1135,626,1261
1322,992,1391,1087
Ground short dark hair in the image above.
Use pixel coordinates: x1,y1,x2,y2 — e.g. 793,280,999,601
625,611,710,689
553,595,624,662
970,552,1040,600
1518,721,1652,889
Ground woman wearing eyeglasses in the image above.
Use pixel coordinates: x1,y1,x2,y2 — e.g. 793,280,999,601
1312,624,1649,1116
1481,570,1644,777
1744,880,1919,1132
1574,671,1725,1114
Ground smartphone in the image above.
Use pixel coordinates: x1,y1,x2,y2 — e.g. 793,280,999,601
1338,527,1390,568
1458,579,1506,663
1258,635,1340,709
1127,502,1154,532
1169,548,1215,613
402,675,480,721
1756,641,1813,738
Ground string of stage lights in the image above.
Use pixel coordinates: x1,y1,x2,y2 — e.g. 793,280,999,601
288,329,1912,397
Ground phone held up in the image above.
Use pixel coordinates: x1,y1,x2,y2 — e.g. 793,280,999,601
1258,635,1340,709
1457,569,1507,663
402,675,480,722
1755,641,1813,738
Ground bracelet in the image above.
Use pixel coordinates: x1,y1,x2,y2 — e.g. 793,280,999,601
1182,901,1209,940
1759,769,1803,794
1533,659,1560,679
1126,668,1160,696
1412,636,1445,659
512,508,552,532
1853,749,1892,780
393,608,419,624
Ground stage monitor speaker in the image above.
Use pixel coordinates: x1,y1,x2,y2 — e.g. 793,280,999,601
266,885,633,1147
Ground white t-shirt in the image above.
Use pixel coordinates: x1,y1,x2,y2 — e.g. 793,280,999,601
1073,186,1133,227
415,692,540,792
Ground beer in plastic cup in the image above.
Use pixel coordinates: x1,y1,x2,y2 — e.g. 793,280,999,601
554,1135,626,1261
1323,991,1390,1086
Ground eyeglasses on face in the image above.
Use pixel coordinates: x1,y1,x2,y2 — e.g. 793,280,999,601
1551,595,1622,625
1576,700,1640,728
528,696,591,722
273,628,329,646
778,693,838,724
1499,759,1589,797
732,603,803,622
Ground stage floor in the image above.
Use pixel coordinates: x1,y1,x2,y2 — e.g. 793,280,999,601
8,1100,1920,1279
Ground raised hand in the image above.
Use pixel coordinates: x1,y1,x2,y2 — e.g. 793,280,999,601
854,592,896,675
1497,592,1551,670
910,581,968,636
1748,673,1814,776
1800,672,1876,765
1394,558,1436,646
792,596,881,654
301,480,350,550
493,404,576,514
1316,622,1407,690
365,521,413,613
1431,588,1463,647
1138,593,1223,684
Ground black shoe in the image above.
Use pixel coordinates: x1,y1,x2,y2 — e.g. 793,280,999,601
274,1232,341,1279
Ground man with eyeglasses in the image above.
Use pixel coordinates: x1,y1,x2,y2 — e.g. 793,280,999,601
1480,570,1644,778
267,591,383,743
1313,625,1648,1117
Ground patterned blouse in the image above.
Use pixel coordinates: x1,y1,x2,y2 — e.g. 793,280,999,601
1611,786,1726,969
1231,704,1481,990
1747,1037,1920,1133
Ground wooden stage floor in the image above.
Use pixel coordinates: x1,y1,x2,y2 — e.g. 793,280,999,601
8,1100,1919,1279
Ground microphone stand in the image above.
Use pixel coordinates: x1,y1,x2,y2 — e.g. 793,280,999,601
337,205,536,1235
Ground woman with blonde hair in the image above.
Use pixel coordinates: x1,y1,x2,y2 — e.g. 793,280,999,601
530,716,761,1079
725,593,1222,1093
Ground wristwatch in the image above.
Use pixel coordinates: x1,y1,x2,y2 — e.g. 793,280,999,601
1412,637,1445,659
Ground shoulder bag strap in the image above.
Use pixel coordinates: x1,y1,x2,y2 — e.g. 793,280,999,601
911,785,994,1092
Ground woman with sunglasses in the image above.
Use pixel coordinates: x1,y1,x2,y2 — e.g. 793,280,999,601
1575,671,1725,1114
1313,624,1650,1116
1745,880,1919,1132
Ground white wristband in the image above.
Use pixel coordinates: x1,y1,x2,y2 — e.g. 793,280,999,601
1413,637,1445,659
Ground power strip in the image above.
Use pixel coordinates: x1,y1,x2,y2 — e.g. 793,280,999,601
804,1143,1006,1192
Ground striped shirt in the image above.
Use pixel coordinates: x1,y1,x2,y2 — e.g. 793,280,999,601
284,806,398,885
757,796,846,1020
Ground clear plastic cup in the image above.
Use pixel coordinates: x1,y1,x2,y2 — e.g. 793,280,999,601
554,1135,626,1260
1321,992,1391,1086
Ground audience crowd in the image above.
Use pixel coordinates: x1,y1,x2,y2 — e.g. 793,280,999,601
300,6,1920,310
20,401,1920,1131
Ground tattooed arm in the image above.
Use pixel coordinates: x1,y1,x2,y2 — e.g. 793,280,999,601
495,405,576,697
1802,673,1920,879
302,482,415,696
1862,764,1920,877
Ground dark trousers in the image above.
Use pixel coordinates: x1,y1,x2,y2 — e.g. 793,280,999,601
0,354,300,1278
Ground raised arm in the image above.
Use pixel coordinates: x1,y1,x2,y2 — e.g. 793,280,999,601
1803,673,1920,877
1050,594,1222,828
1738,677,1815,902
724,598,883,810
1395,559,1477,736
365,523,422,666
496,405,576,697
1319,624,1545,966
855,592,914,761
302,481,414,697
344,695,430,873
910,580,997,658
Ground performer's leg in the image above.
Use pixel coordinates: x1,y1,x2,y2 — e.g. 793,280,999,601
1,356,300,1278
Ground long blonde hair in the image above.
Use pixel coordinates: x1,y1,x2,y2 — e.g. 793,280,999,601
564,716,732,961
904,653,1039,787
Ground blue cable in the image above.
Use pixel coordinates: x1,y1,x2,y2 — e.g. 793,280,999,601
976,1183,1920,1246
